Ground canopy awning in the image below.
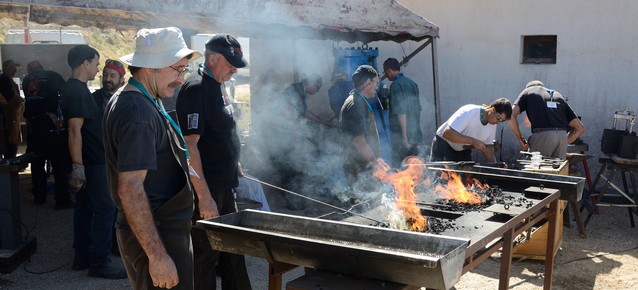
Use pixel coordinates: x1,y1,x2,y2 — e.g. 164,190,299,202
0,0,438,43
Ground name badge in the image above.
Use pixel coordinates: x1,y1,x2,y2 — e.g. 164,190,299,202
547,101,557,108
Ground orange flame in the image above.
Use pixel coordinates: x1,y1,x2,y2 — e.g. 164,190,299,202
433,170,485,205
374,157,427,232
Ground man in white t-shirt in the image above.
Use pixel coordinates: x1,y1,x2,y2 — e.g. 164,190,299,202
430,98,512,162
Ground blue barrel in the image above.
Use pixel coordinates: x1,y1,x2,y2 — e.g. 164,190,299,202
333,46,379,80
333,46,391,163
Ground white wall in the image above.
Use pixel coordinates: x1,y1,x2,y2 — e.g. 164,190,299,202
397,0,638,164
249,0,638,168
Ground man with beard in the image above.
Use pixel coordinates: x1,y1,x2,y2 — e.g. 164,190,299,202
104,27,201,289
93,59,126,114
62,44,126,279
92,59,127,255
176,33,252,290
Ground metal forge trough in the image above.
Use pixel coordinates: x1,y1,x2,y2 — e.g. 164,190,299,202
198,164,584,289
197,210,469,290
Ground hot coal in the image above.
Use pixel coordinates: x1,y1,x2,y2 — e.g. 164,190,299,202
427,217,456,234
432,186,534,212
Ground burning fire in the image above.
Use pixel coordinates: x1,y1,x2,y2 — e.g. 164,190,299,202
374,157,427,232
433,170,486,205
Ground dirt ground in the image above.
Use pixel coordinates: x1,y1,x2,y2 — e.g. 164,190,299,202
2,170,638,289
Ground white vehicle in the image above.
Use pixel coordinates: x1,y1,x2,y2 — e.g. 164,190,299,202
4,29,85,44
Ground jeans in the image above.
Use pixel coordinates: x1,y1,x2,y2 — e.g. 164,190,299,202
430,135,472,162
193,188,252,290
73,164,117,268
27,118,71,204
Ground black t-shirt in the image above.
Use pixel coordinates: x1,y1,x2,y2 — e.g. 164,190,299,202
329,80,354,117
0,73,18,102
92,88,112,117
176,69,240,190
340,92,379,159
22,70,65,118
103,90,188,212
515,86,578,130
62,78,105,165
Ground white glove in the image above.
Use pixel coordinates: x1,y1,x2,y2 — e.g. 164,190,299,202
69,163,86,191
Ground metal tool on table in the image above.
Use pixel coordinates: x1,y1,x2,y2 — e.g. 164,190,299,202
243,175,387,225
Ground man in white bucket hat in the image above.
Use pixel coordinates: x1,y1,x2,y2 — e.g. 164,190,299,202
103,27,201,289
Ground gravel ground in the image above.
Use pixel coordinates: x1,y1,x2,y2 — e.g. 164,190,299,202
2,171,638,290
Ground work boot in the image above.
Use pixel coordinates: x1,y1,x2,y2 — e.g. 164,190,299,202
87,261,127,279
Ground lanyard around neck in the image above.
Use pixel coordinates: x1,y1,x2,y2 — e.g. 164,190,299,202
199,63,214,79
128,78,190,159
354,90,374,112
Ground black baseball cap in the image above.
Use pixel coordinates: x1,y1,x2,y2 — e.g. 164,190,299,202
205,34,248,68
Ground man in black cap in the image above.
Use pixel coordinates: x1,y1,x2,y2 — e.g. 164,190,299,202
383,57,422,168
176,33,252,290
340,65,382,189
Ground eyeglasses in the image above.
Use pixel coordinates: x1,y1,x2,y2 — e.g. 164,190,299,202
170,65,191,77
495,114,506,122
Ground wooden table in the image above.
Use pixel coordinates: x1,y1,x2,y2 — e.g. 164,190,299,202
519,159,587,239
340,186,561,290
588,155,638,227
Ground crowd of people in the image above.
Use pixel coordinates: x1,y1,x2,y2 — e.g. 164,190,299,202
0,24,588,290
268,54,586,213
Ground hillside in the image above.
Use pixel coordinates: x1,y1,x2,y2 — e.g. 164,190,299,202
0,18,136,72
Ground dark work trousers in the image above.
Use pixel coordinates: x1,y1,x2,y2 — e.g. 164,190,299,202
429,135,472,162
26,116,71,204
192,188,252,290
391,141,420,168
73,164,117,268
118,185,194,290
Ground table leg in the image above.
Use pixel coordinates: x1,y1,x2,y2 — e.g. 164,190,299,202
585,166,617,227
631,171,638,216
498,227,514,290
580,155,596,213
569,201,586,238
589,160,610,214
621,171,635,227
268,262,299,290
598,168,618,202
544,199,559,290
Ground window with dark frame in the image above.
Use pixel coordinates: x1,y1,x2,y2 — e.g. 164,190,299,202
522,35,557,64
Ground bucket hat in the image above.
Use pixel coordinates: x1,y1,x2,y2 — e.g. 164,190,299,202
120,27,201,69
